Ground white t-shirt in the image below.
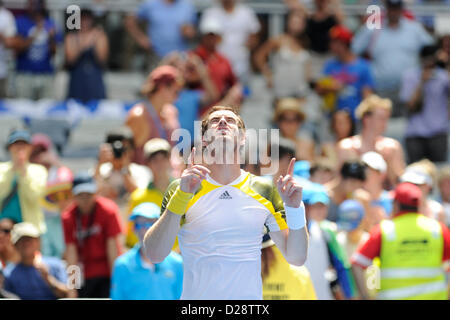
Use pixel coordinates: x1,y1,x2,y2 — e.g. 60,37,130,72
163,170,288,300
200,4,260,82
0,7,16,79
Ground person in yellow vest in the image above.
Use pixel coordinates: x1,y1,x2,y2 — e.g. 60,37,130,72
351,182,450,300
126,138,173,248
261,233,317,300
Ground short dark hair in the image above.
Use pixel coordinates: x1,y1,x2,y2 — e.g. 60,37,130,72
274,137,296,160
398,203,418,213
420,44,438,59
341,160,366,181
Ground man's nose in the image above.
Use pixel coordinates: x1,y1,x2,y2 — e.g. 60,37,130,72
218,117,227,125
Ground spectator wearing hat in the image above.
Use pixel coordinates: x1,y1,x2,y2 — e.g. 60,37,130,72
351,182,450,300
0,129,47,234
126,138,173,248
29,133,73,258
125,0,196,65
362,151,393,219
111,202,183,300
337,94,406,188
200,0,260,85
261,233,317,300
273,98,314,162
303,183,358,300
191,17,242,117
317,25,375,119
399,44,449,164
4,222,69,300
437,166,450,228
255,9,311,100
352,0,434,117
309,157,336,186
0,218,20,269
401,159,445,224
62,172,124,298
336,200,369,262
125,65,182,165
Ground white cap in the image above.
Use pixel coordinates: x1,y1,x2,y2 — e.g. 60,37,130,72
199,18,223,35
361,151,387,173
400,169,433,186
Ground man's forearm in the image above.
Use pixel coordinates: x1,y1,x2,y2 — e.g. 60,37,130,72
45,274,69,299
286,227,308,266
144,210,181,263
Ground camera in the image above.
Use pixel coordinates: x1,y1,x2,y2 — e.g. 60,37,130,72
111,140,126,159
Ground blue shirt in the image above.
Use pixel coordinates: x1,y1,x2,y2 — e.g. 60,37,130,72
323,57,375,118
110,245,183,300
136,0,196,57
15,15,62,73
399,67,449,138
4,256,67,300
352,18,433,91
174,89,202,142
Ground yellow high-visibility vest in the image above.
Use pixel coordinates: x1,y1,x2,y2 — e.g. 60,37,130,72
378,213,447,300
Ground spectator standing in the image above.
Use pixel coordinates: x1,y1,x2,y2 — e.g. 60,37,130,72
351,0,434,117
29,133,73,259
261,234,317,300
351,182,450,300
126,138,173,248
0,218,20,268
437,166,450,228
337,95,406,187
62,172,124,298
255,9,311,99
191,18,242,116
200,0,261,85
301,0,344,79
273,98,315,162
0,1,16,98
4,222,69,300
111,203,183,300
13,0,61,100
126,65,182,165
399,45,449,164
65,8,108,103
318,25,375,119
361,151,393,217
0,129,47,233
125,0,196,68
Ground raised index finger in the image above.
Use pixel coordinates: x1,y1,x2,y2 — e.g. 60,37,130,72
287,158,296,176
188,147,196,168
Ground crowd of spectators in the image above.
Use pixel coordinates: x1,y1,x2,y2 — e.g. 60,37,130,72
0,0,449,300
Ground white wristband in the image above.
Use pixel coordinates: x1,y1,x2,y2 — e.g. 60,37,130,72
285,202,306,230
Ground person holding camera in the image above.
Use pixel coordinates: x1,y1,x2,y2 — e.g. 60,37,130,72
399,44,449,164
95,128,151,224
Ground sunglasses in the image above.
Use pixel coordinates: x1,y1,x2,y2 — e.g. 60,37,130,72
280,116,301,123
0,228,12,234
134,222,155,231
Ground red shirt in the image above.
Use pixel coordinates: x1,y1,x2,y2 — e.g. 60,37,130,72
351,212,450,272
191,46,238,114
62,196,124,279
